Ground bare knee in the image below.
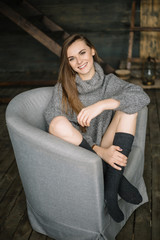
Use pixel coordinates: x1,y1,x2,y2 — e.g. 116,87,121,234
49,116,72,138
49,116,82,145
116,111,138,120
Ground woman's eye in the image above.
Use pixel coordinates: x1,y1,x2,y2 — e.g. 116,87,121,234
69,57,74,62
80,51,86,55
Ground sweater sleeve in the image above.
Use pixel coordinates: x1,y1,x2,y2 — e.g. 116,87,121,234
105,73,150,114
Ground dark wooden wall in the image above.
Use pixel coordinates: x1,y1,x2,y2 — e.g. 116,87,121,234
0,0,140,75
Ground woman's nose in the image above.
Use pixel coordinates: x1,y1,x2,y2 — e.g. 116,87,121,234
76,56,82,64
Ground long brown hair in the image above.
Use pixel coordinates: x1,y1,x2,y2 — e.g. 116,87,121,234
58,34,102,116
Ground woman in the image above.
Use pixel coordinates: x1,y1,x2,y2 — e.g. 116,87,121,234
44,34,150,222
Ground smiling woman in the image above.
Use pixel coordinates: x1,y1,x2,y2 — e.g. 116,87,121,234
44,33,150,222
67,40,95,80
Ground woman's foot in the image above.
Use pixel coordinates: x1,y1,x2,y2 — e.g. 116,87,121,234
118,176,142,204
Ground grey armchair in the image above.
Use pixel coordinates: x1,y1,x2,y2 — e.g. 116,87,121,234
6,87,148,240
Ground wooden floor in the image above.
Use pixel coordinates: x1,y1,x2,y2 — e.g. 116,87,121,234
0,86,160,240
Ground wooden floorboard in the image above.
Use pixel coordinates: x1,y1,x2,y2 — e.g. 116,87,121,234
146,90,160,240
133,135,152,240
0,87,159,240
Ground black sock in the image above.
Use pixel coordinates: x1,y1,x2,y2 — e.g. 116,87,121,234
79,135,142,223
104,132,136,222
104,166,124,222
80,136,124,222
79,138,95,153
113,132,142,204
119,176,142,204
108,132,142,214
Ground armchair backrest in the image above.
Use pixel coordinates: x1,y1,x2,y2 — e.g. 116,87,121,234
6,87,54,131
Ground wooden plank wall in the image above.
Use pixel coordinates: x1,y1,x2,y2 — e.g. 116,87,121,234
140,0,160,58
0,0,139,74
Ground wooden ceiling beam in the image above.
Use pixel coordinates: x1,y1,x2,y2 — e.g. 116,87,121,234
21,0,69,39
0,1,62,57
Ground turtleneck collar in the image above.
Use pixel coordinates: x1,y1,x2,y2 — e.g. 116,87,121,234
75,62,105,94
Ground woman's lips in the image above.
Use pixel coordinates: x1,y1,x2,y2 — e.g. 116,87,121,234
78,63,87,70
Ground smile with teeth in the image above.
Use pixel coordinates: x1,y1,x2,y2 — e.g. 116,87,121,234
78,63,87,69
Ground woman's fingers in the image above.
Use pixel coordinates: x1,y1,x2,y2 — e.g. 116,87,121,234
102,145,128,170
114,155,127,167
77,109,91,127
114,146,127,159
109,157,127,169
77,104,100,126
78,114,88,127
77,109,86,126
109,146,127,169
113,163,122,171
115,153,127,163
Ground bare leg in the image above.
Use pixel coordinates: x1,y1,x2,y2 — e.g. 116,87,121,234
49,116,94,152
49,116,82,145
101,111,138,149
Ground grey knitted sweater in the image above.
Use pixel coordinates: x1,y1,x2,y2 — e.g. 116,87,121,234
44,63,150,146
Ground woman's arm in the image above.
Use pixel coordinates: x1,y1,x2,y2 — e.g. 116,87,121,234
106,74,150,114
77,98,120,127
77,74,150,127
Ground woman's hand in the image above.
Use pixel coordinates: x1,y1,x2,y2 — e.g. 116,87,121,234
77,102,104,127
77,99,120,127
101,145,127,170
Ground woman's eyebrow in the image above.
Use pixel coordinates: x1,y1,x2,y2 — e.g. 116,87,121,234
67,49,86,59
79,48,86,53
67,56,74,59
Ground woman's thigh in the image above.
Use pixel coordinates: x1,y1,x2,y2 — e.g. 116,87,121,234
49,116,82,145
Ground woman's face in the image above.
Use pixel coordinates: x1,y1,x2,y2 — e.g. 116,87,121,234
67,40,95,80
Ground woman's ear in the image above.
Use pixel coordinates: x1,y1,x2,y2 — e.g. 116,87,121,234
92,48,95,56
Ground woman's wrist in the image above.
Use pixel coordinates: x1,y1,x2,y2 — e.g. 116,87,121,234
100,99,120,111
92,144,105,159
